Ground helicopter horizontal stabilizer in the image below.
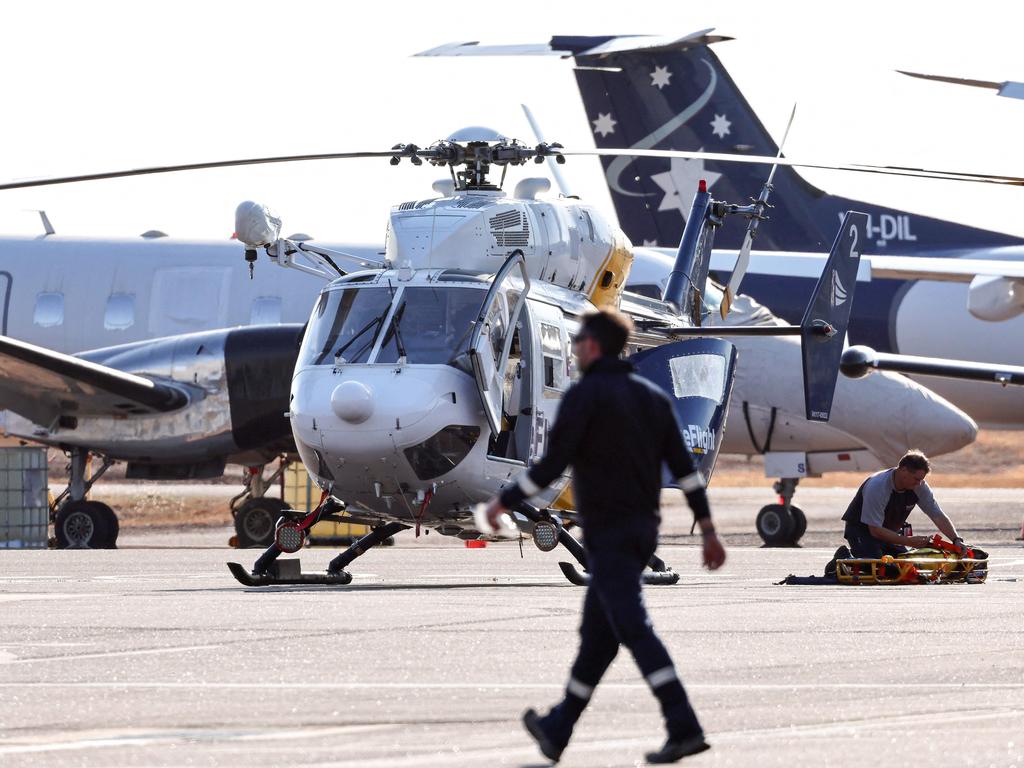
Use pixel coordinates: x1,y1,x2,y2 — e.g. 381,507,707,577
800,212,868,422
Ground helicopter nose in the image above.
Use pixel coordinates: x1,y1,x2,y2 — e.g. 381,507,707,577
331,381,374,424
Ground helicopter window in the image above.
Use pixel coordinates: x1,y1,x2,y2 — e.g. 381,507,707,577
376,287,487,365
297,287,392,366
436,270,488,283
403,425,481,481
540,322,566,390
628,283,663,301
668,353,727,404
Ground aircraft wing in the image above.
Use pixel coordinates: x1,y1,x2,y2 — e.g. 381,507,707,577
898,70,1024,100
0,335,188,428
705,249,1024,283
863,255,1024,282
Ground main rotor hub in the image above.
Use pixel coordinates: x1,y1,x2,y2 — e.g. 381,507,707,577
389,137,564,191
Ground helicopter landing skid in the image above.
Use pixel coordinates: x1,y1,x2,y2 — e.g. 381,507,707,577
557,561,681,586
227,560,354,586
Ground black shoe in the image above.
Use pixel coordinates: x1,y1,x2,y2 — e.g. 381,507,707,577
824,545,851,577
645,734,710,763
522,708,564,763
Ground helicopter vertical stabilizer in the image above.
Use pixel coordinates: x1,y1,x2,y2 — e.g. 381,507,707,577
801,212,867,422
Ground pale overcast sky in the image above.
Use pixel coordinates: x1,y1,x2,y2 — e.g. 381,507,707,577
1,0,1021,243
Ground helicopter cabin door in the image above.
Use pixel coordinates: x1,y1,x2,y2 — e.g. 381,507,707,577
469,252,530,437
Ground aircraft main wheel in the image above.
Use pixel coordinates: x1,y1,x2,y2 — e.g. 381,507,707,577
790,506,807,544
88,501,120,549
54,500,113,549
234,497,288,548
756,504,794,547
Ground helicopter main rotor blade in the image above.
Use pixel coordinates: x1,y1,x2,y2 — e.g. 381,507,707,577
0,151,403,191
3,143,1020,193
562,148,1024,186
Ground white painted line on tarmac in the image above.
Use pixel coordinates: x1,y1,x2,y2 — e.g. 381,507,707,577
2,680,1023,691
0,643,223,665
0,724,390,756
0,593,106,603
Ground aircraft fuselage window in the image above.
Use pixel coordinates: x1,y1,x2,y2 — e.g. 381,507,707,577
668,353,727,403
33,292,64,327
377,287,487,365
104,293,135,330
250,296,282,325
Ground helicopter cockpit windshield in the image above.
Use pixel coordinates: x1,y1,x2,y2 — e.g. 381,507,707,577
298,284,488,368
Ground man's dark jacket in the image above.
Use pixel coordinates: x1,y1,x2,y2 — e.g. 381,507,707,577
499,356,710,525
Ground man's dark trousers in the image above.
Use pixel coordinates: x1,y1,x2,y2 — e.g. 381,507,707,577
844,522,909,559
540,521,703,747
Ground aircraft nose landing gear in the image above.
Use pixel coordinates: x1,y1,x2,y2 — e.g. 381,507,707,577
755,478,806,547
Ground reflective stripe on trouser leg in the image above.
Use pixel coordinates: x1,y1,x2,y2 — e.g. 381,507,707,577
566,676,595,700
646,665,679,690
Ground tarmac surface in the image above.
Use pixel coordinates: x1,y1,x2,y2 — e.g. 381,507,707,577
1,488,1023,767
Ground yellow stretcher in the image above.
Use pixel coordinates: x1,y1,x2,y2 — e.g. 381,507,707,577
836,549,988,585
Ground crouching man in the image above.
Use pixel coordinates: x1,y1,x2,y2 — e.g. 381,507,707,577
841,450,966,558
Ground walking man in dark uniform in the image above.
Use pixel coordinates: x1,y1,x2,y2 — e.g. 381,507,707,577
483,309,726,764
839,450,966,559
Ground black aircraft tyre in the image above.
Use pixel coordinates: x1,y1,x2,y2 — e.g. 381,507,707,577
234,497,288,548
756,504,795,547
54,500,114,549
790,505,807,544
88,501,120,549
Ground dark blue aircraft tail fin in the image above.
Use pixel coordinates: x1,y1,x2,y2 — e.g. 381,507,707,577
801,212,867,422
557,34,1020,253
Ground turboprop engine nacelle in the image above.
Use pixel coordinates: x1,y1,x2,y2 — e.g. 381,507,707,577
235,200,282,249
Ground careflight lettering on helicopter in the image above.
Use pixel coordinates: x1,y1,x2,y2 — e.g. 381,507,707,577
683,424,715,455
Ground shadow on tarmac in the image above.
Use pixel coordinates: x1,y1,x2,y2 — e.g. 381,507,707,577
158,580,574,595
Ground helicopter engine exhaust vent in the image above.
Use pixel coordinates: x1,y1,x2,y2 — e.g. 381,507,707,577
490,211,530,248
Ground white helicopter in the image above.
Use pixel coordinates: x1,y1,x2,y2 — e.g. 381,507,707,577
218,129,866,586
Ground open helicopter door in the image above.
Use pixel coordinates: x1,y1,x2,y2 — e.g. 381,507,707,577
469,252,531,435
